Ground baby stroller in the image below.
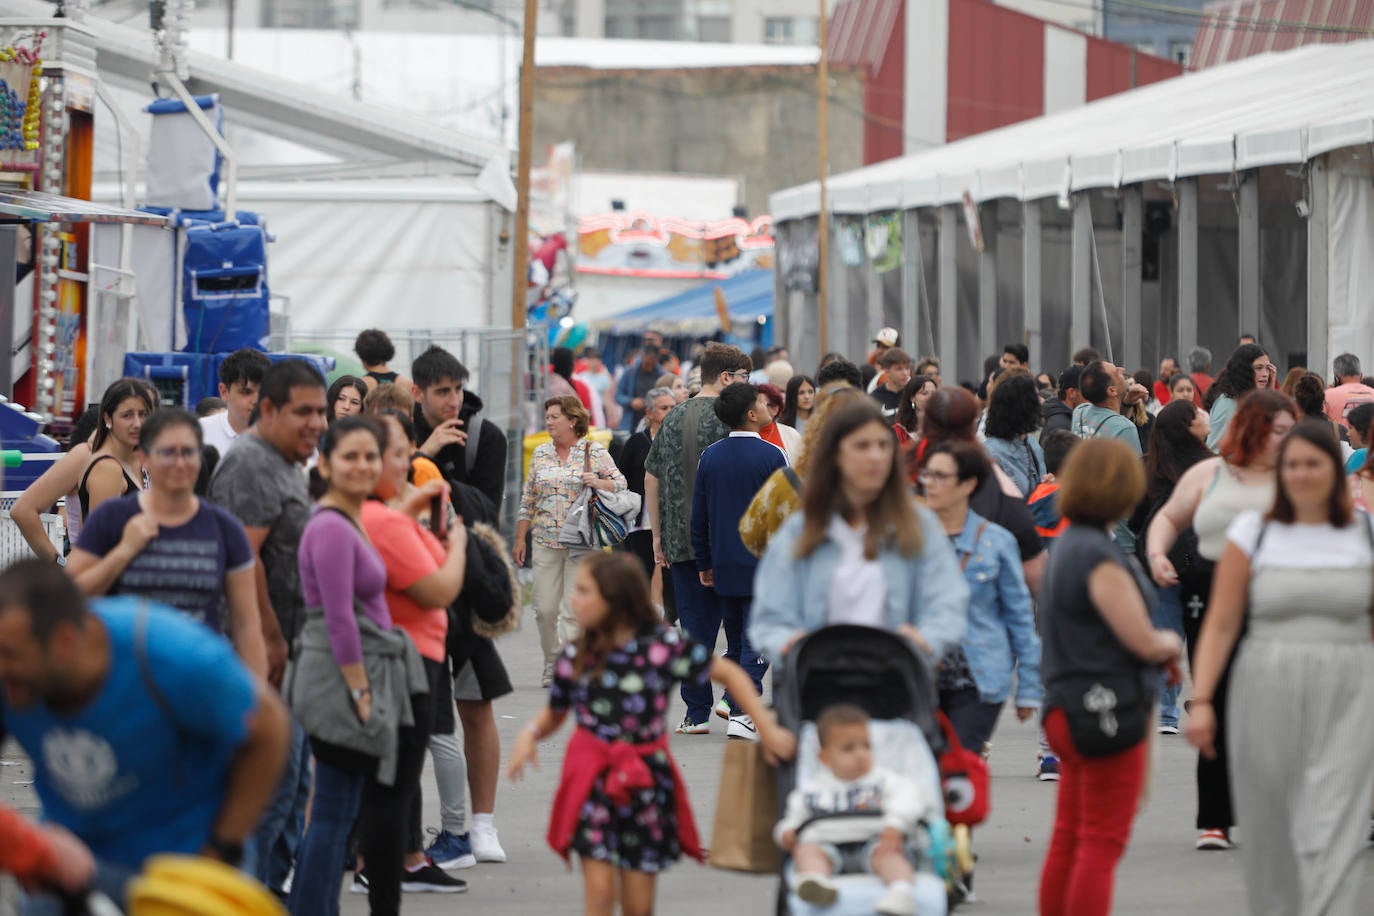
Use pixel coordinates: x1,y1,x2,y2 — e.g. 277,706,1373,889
774,625,974,915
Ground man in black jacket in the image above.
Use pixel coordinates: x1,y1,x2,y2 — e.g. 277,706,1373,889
1040,365,1084,443
411,346,509,517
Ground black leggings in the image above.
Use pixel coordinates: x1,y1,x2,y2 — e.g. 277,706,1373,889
359,687,433,916
1181,568,1235,831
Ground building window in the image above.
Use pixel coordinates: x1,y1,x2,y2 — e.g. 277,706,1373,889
698,15,731,42
637,15,680,39
260,0,360,28
765,15,819,45
1169,41,1192,66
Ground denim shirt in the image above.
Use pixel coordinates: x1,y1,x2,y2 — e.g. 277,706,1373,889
983,435,1046,499
950,510,1042,707
749,507,970,666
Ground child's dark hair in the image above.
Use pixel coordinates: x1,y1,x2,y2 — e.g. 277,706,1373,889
713,382,760,429
1040,429,1079,477
816,704,870,746
573,553,661,677
354,328,396,365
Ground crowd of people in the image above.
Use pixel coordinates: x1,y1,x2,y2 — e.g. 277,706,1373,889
1,324,1372,916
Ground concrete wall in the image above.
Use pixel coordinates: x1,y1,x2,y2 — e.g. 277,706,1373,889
533,65,863,218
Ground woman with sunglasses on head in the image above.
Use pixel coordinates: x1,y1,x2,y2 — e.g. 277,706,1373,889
65,408,266,676
1145,388,1297,851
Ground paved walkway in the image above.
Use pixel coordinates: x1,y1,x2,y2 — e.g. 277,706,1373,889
4,604,1373,914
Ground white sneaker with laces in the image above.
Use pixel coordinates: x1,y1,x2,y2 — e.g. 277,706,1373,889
471,822,507,863
726,714,759,741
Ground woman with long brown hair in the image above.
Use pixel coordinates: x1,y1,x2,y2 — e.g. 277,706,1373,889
1186,420,1374,916
749,400,968,666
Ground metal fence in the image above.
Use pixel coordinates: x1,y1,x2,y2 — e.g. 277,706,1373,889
0,498,65,567
268,326,548,538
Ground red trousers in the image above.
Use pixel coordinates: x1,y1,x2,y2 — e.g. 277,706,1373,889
1038,708,1148,916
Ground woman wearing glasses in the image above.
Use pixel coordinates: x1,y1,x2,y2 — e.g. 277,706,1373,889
64,407,267,676
1204,344,1277,451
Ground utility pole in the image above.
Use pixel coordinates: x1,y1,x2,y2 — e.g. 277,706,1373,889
512,0,538,330
816,0,829,353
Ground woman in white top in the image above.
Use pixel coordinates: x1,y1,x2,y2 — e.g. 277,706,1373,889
1186,421,1374,916
1145,388,1296,850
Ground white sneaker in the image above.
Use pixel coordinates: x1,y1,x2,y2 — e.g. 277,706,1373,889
540,662,554,688
726,715,759,741
471,822,507,863
875,884,916,916
793,873,838,906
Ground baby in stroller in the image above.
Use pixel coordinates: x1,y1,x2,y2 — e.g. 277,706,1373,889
776,704,937,915
772,625,955,916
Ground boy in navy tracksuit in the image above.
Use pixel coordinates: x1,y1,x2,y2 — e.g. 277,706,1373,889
691,382,788,738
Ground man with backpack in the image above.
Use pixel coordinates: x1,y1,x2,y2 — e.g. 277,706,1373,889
411,346,509,517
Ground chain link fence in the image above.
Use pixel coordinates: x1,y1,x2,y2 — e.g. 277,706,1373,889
0,498,64,567
269,326,548,538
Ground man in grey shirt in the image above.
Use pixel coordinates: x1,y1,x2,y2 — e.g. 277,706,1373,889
209,357,327,891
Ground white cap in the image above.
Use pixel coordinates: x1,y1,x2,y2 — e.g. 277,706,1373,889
873,327,899,348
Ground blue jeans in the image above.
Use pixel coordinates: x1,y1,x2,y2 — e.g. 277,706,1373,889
1152,584,1184,726
254,719,310,890
289,758,363,916
719,593,768,715
22,858,139,916
670,561,722,724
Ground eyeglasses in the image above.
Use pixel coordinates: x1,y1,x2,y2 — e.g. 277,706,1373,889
918,470,957,485
149,446,201,464
729,370,750,380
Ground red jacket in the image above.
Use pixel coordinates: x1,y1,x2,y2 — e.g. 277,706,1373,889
547,727,703,866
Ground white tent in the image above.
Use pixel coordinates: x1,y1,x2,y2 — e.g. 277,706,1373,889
769,40,1374,382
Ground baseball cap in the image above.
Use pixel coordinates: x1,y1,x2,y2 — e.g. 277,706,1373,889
1057,365,1084,391
873,327,899,348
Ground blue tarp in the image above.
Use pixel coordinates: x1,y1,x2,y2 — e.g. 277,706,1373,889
606,269,774,327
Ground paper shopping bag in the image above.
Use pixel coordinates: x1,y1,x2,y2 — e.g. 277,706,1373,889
708,740,781,873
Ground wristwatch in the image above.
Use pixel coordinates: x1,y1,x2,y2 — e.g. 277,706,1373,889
206,836,244,867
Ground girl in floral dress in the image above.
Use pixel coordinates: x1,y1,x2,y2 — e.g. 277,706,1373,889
509,552,795,915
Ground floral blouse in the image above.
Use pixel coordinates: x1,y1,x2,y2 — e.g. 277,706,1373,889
519,438,627,547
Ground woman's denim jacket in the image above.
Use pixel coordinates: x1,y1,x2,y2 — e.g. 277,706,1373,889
952,510,1042,707
748,506,969,666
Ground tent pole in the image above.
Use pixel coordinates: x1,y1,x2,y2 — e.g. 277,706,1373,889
1121,187,1143,370
1022,200,1043,372
816,0,830,353
1071,193,1093,355
939,204,958,382
511,0,538,332
1177,179,1199,366
1306,158,1329,375
901,209,921,358
978,202,998,364
1238,170,1260,346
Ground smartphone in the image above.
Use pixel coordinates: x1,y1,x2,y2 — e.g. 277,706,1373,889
430,494,447,538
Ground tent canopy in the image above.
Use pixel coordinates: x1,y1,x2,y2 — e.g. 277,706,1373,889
594,269,773,331
771,40,1374,218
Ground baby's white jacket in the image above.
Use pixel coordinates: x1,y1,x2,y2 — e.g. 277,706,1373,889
774,766,939,846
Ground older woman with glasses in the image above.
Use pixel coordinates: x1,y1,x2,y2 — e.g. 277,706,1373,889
65,407,266,675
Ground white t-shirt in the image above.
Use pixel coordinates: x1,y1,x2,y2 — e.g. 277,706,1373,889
1226,510,1374,569
826,516,887,628
200,412,239,456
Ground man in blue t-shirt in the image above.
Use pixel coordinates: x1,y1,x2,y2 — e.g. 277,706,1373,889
0,560,288,910
691,382,788,739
